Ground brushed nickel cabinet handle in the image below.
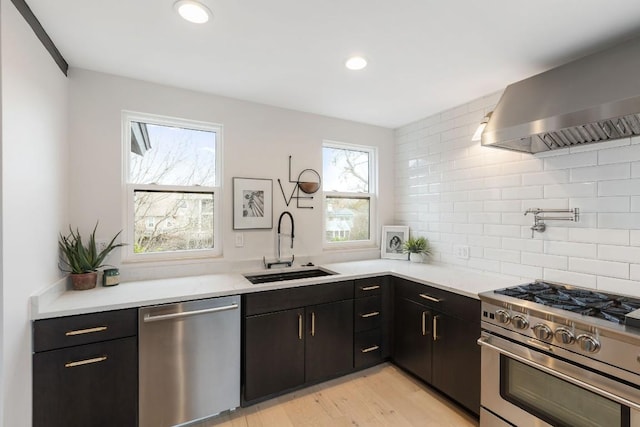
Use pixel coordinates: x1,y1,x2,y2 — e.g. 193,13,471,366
361,285,380,291
65,356,107,368
422,311,427,336
360,311,380,318
361,345,379,353
311,312,316,337
298,314,303,340
433,315,439,341
65,326,108,336
419,294,441,303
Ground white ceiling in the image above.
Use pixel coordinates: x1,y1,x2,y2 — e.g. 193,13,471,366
26,0,640,129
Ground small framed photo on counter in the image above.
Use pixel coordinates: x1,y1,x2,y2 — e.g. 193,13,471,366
233,177,273,230
381,225,409,259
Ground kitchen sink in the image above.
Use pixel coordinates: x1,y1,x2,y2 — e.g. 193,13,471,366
244,268,336,284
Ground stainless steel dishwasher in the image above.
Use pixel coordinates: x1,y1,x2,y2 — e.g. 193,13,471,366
139,295,240,427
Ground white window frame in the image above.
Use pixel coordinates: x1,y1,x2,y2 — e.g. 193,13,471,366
322,140,377,249
122,111,223,262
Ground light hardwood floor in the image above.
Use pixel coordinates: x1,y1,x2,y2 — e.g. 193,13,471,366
197,363,479,427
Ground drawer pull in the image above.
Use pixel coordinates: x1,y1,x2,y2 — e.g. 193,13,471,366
361,345,380,353
65,326,108,336
361,285,380,291
419,293,441,303
360,311,380,318
65,356,107,368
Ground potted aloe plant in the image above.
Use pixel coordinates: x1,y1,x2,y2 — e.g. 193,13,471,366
403,236,431,263
58,223,124,290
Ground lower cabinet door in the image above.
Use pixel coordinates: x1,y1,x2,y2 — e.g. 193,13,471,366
393,297,433,382
305,299,354,383
432,312,481,415
33,336,137,427
243,308,305,402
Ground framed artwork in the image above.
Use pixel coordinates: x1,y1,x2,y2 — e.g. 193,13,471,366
381,225,409,259
233,177,273,230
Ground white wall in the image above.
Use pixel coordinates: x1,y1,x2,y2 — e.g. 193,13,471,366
395,92,640,297
68,69,395,280
1,0,69,424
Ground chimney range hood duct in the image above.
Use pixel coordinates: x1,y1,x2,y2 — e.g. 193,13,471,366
481,36,640,153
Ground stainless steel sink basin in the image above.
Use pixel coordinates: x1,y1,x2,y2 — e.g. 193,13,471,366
244,268,335,284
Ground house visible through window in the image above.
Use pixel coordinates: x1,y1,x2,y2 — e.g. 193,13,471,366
323,142,376,246
124,112,221,260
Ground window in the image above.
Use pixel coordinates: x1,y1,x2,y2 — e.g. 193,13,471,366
123,112,221,261
322,141,376,247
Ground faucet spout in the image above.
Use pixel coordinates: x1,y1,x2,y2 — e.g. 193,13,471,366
278,211,295,249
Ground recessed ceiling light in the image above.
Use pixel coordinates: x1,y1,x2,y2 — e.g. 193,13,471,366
345,56,367,71
174,0,211,24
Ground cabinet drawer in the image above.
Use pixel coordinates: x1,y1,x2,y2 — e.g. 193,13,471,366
354,277,386,298
393,278,479,322
33,308,137,353
354,329,383,368
244,281,354,316
354,296,382,332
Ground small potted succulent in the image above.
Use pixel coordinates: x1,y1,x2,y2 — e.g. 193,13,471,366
58,223,124,290
403,236,431,263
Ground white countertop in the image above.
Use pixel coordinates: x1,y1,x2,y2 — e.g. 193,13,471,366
31,259,525,320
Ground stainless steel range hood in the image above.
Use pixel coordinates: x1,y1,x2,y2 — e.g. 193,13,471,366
481,36,640,153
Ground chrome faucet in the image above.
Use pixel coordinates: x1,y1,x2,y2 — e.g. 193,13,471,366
265,211,295,269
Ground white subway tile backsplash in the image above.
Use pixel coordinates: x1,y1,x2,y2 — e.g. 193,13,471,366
484,248,520,263
570,164,630,182
598,144,640,165
502,237,543,253
484,200,522,212
596,277,640,297
569,197,630,213
598,178,640,196
544,151,597,170
468,235,501,249
598,213,640,229
544,241,597,259
522,170,569,186
544,182,597,198
501,262,541,280
569,228,629,245
569,258,629,279
484,224,521,238
597,245,640,264
503,186,543,200
522,252,568,270
543,269,597,289
469,188,502,201
395,92,640,288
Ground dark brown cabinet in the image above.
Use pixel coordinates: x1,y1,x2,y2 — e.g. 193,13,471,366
353,277,390,369
32,309,138,427
242,281,354,404
393,296,433,382
392,278,481,415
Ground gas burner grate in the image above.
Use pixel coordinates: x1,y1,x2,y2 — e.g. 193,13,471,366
493,281,637,324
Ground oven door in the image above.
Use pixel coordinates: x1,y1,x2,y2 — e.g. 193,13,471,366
478,333,640,427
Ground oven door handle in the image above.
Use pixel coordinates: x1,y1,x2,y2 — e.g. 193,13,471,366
477,336,640,412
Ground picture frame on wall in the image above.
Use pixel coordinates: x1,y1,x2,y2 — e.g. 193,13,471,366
381,225,409,259
233,177,273,230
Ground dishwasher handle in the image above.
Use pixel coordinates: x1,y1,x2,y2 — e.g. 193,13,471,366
143,303,239,323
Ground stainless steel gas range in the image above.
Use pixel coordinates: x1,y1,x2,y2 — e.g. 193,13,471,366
478,281,640,427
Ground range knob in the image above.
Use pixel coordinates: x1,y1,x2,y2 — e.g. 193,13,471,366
576,334,600,353
511,314,529,330
532,323,553,341
495,309,511,324
554,327,575,345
